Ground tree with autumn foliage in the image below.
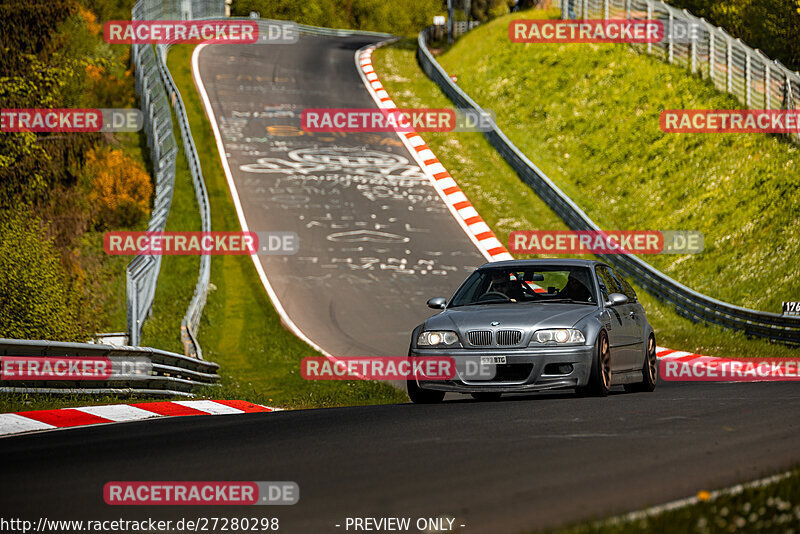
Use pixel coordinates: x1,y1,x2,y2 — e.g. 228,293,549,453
87,147,153,229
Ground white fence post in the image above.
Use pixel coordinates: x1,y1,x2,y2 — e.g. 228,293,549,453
646,2,652,54
764,60,771,109
726,38,733,93
708,26,715,82
604,0,609,20
745,51,751,107
668,11,674,63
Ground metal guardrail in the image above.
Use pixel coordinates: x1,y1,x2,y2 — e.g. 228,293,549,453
128,32,177,347
155,42,213,359
0,338,220,397
129,0,224,358
561,0,800,145
417,25,800,344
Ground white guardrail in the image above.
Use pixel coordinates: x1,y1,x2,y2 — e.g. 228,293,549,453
0,338,220,397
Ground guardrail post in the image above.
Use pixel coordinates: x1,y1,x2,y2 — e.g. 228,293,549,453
603,0,609,20
582,0,588,18
625,0,631,19
447,0,454,43
765,60,771,109
689,21,696,73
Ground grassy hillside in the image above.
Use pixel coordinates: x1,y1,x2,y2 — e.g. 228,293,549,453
430,10,800,315
372,34,799,359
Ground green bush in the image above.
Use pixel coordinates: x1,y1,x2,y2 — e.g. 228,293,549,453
0,208,97,342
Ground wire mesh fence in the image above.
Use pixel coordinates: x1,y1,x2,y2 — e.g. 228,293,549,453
561,0,800,144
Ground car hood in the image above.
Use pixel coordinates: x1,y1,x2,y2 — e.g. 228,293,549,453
425,303,596,332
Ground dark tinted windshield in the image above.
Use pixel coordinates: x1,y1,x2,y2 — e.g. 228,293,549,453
450,266,597,306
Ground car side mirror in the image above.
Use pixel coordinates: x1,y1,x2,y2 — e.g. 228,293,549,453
605,293,629,307
427,297,447,310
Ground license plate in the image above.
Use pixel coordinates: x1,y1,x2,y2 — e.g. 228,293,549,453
481,355,506,365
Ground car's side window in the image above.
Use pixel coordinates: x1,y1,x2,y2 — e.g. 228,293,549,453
611,269,638,302
595,266,622,302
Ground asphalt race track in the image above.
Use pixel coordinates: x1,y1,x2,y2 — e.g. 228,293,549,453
2,383,800,532
2,33,799,534
193,33,486,357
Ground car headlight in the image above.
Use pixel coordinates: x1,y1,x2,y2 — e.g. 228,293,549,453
417,330,459,346
533,328,586,344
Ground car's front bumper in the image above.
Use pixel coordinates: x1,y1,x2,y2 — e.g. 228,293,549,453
408,345,594,393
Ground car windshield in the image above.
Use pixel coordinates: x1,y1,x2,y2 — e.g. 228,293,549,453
449,266,597,307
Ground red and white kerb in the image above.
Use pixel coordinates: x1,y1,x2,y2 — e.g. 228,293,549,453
0,400,278,438
356,46,513,263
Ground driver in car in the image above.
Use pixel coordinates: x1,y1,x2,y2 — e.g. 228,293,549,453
488,272,525,301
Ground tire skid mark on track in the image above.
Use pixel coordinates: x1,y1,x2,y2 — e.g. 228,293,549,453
0,400,278,438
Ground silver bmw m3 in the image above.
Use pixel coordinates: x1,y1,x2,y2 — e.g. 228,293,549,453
408,259,658,403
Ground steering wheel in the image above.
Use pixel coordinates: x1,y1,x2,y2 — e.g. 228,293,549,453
478,291,509,302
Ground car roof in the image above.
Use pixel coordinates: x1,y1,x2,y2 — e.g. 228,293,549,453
477,258,607,270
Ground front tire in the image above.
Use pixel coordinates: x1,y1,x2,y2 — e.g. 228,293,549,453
624,335,658,393
577,330,611,397
407,379,445,404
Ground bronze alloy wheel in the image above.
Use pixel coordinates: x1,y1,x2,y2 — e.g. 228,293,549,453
600,333,611,390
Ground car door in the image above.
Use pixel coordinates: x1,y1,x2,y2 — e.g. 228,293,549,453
595,266,637,372
610,269,646,370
